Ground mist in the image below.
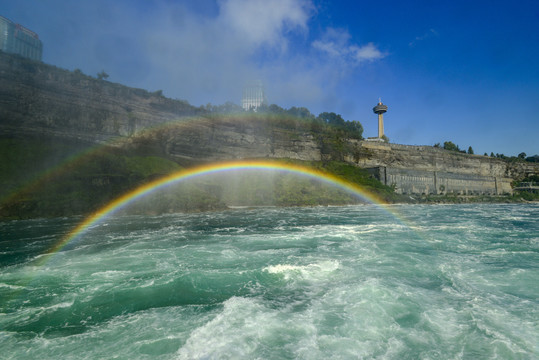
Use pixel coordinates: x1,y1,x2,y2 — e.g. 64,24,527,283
118,170,360,216
19,0,384,115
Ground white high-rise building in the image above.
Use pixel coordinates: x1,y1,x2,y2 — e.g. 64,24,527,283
242,80,267,111
0,16,42,61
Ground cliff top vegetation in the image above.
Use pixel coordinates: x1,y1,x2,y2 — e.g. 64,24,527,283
434,141,537,163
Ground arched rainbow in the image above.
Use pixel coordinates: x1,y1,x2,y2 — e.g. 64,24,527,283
1,114,277,206
40,159,402,264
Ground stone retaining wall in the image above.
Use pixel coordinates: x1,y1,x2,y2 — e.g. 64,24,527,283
367,166,513,195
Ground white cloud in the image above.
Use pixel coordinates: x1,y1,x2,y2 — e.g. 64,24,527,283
349,43,384,62
312,27,349,56
312,28,385,65
34,0,384,111
219,0,312,48
137,0,316,105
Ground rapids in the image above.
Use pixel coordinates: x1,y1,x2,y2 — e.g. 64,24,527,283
1,204,537,359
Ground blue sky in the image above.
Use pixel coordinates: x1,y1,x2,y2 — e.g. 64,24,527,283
2,0,538,156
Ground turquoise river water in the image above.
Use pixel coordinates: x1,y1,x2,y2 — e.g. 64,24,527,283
0,204,537,359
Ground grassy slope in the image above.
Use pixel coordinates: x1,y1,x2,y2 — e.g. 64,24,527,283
0,137,191,219
0,135,400,219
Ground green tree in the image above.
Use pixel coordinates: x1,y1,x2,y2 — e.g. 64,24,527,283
267,104,285,114
467,146,474,154
318,112,346,128
443,141,460,152
213,101,243,113
286,106,314,119
518,152,527,159
345,120,364,140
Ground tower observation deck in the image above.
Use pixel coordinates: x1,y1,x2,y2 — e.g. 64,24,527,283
373,99,388,139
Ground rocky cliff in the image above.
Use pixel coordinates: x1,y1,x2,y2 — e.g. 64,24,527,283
351,142,514,195
0,51,203,143
125,115,323,163
1,51,537,196
127,119,529,195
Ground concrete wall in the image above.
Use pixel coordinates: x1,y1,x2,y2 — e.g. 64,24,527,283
367,166,513,195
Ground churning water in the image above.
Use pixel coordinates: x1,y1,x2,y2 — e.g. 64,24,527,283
1,204,537,359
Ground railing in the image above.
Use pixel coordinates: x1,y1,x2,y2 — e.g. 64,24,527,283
514,182,539,191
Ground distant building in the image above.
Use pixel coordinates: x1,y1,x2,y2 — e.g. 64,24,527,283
0,16,43,61
242,80,267,111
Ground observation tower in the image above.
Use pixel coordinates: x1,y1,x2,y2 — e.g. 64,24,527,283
373,99,388,139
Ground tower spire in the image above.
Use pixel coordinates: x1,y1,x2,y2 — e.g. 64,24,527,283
373,99,388,139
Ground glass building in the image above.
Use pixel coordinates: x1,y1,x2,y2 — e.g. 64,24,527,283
0,16,43,61
242,80,267,111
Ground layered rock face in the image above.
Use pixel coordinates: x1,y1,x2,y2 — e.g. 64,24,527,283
0,51,203,142
126,116,323,163
1,52,537,195
352,142,516,195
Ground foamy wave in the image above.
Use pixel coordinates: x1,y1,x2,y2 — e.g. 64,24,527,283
90,270,132,278
176,297,272,359
46,301,75,310
0,283,25,290
264,260,340,280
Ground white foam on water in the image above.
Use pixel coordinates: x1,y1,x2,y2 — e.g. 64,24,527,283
176,295,351,359
90,270,132,278
44,300,75,311
0,305,206,359
219,249,237,258
0,297,77,331
264,260,340,281
176,297,273,359
1,204,538,358
0,282,25,290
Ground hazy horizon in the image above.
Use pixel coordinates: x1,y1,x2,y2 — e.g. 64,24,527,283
2,0,538,156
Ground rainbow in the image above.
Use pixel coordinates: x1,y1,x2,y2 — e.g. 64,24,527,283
1,115,202,206
39,159,401,264
2,115,255,206
2,113,322,209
